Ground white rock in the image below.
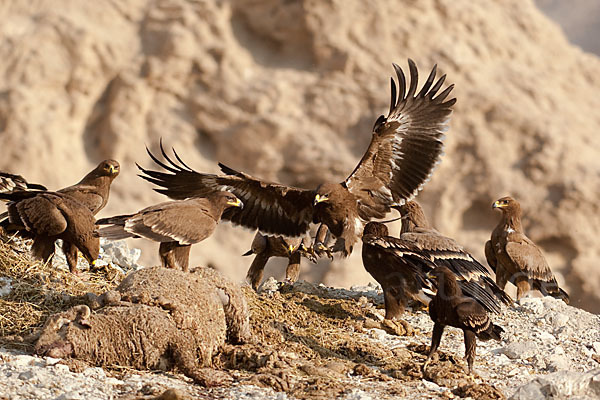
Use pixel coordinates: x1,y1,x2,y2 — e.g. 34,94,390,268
500,341,538,360
592,342,600,354
0,277,13,297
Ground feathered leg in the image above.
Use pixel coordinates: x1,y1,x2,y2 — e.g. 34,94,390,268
424,322,445,371
515,276,531,300
62,241,79,273
246,253,269,291
31,236,56,263
285,252,301,285
463,330,477,375
159,242,191,271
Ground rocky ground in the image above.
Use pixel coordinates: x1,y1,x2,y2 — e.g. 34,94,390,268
1,245,599,400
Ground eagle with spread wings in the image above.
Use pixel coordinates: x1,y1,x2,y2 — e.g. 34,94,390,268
138,60,455,256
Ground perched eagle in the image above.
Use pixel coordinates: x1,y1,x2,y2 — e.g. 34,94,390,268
485,196,569,303
243,232,316,290
0,172,47,194
424,266,503,375
96,192,243,271
397,201,512,312
0,191,99,273
361,219,508,335
58,160,120,215
137,60,455,257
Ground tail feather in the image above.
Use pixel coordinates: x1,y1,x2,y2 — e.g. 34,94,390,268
96,214,133,226
478,322,504,341
96,225,135,240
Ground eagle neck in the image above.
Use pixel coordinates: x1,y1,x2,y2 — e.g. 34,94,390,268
438,273,462,298
502,211,523,233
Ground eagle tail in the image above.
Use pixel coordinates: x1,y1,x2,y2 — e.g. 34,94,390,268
95,225,135,240
96,214,134,226
478,322,504,342
551,287,570,304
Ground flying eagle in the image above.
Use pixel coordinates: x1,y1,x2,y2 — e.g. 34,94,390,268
0,191,99,273
485,196,569,303
96,192,243,271
424,266,503,375
58,160,120,215
243,232,316,290
396,201,512,312
137,60,456,257
0,172,47,194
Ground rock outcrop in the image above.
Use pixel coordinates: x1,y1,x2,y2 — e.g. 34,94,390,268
0,1,599,311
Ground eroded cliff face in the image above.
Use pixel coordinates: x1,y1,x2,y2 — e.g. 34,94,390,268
0,0,598,311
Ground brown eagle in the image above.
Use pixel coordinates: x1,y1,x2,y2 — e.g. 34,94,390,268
137,60,455,257
0,172,47,194
243,232,316,290
96,192,243,271
397,201,512,312
0,191,99,273
424,266,503,375
485,196,569,303
361,219,509,335
58,160,120,215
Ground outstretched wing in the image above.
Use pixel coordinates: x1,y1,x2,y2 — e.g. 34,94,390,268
0,172,47,195
345,60,455,219
137,142,316,237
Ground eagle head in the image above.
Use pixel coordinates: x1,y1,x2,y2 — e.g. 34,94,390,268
363,221,388,236
314,183,347,206
492,196,521,215
99,160,120,178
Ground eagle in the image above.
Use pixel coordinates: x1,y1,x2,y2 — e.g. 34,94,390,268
96,192,243,271
137,60,455,257
485,196,569,303
424,266,503,375
361,219,509,335
57,160,120,215
396,201,512,312
0,172,47,194
0,191,99,273
243,232,316,290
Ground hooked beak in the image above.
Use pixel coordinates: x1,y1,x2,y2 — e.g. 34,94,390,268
425,271,435,280
109,165,117,174
286,243,299,256
314,194,328,206
492,200,503,209
227,198,244,209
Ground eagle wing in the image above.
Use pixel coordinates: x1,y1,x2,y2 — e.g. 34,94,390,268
58,185,105,214
344,60,455,219
137,142,316,237
505,236,555,281
0,172,47,195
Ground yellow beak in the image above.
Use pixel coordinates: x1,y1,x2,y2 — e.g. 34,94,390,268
109,165,118,174
227,198,244,209
314,194,328,205
493,201,502,209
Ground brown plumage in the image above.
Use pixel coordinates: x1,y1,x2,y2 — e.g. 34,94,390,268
397,201,512,313
424,266,503,375
137,60,455,257
485,196,569,303
0,191,99,273
361,222,433,333
243,232,315,290
58,160,120,215
0,172,47,194
96,192,243,271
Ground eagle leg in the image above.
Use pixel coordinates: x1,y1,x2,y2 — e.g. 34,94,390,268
284,252,301,285
463,330,477,375
61,241,79,274
423,322,445,372
246,253,269,291
515,276,531,300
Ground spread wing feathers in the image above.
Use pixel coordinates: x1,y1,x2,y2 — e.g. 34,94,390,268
137,142,316,237
505,238,555,281
0,172,47,194
97,200,218,245
345,60,455,219
365,234,510,313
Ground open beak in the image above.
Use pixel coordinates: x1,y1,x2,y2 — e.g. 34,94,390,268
314,194,328,206
228,198,244,209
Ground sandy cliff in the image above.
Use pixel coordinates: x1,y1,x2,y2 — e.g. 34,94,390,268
0,0,599,311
